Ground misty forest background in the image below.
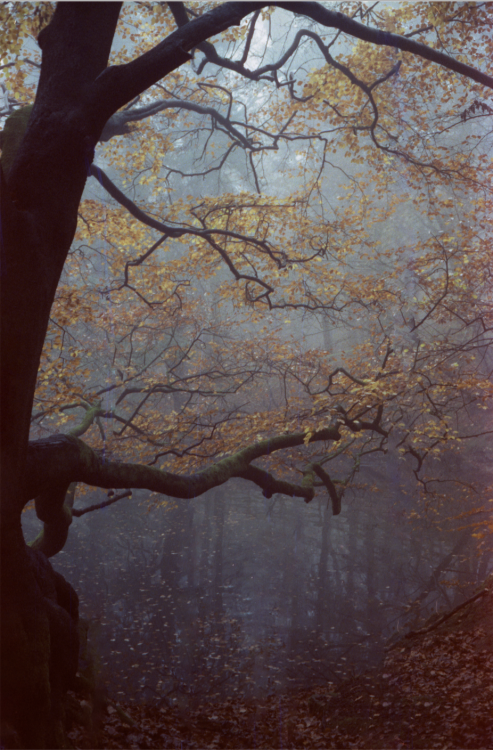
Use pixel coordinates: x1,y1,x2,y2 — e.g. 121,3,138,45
4,0,492,719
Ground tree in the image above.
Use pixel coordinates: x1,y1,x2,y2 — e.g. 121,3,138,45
1,2,492,746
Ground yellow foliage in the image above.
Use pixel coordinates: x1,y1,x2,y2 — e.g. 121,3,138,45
6,1,488,515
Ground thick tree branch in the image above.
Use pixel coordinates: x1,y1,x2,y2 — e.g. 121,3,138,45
66,401,103,438
277,2,493,90
24,423,346,504
169,1,493,91
29,482,74,558
236,464,314,502
27,403,105,556
23,416,355,556
94,0,492,130
93,3,265,117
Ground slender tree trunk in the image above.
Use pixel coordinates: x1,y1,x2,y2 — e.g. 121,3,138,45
211,488,225,628
315,504,330,633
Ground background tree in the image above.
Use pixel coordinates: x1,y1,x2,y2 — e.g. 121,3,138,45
1,2,492,747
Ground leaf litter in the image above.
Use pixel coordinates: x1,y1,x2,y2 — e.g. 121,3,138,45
68,578,492,749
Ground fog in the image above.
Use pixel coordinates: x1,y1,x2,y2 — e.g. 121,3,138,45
12,0,493,728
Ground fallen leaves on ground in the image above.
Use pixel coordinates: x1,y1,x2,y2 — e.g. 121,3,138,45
68,580,493,749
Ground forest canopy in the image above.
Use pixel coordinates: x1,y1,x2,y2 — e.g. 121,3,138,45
3,1,491,541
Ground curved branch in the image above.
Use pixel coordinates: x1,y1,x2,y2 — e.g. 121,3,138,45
169,2,493,92
313,463,342,515
89,163,276,258
101,99,253,147
93,0,492,130
23,409,390,555
27,402,104,556
67,401,103,438
24,425,346,503
94,3,266,115
236,464,314,502
88,163,277,294
29,482,74,558
277,2,493,90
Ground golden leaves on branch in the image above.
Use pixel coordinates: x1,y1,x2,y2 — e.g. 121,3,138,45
22,1,493,512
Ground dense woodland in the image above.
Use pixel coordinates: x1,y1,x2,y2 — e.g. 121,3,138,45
1,2,492,748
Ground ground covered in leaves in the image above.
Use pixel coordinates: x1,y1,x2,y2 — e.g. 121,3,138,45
68,580,493,749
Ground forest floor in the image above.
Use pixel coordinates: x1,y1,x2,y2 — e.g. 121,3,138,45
68,577,493,750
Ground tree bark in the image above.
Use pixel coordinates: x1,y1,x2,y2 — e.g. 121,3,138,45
1,7,121,745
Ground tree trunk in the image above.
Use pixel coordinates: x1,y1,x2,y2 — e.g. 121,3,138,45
0,199,81,748
314,503,331,634
1,529,80,748
0,8,122,746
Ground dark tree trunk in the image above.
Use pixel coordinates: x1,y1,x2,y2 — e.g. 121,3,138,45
1,543,80,748
0,6,121,746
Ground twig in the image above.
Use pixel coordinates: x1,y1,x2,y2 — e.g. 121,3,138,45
403,588,489,640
